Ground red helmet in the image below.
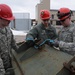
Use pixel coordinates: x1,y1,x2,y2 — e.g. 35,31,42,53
57,8,72,20
40,10,50,20
0,4,15,21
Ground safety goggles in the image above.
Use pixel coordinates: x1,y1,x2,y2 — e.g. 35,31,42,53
60,19,66,22
60,16,70,22
57,11,71,19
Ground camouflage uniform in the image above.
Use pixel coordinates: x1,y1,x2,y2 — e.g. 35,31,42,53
0,26,18,74
26,23,57,41
0,58,5,75
58,23,75,55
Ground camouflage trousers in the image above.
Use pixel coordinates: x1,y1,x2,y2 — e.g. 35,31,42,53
1,52,15,75
0,58,5,75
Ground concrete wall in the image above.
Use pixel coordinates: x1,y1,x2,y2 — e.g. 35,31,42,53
9,13,31,31
15,19,31,31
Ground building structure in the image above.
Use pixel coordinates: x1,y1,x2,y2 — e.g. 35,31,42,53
36,0,50,23
36,0,75,25
9,13,31,31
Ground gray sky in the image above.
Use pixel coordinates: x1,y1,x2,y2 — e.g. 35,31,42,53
0,0,75,19
51,0,75,10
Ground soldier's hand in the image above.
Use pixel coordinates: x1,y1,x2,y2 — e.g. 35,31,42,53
46,39,54,47
46,39,59,47
5,68,15,75
53,40,59,47
26,38,35,46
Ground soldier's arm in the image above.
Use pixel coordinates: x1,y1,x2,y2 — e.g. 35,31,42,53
53,27,58,39
50,26,58,40
0,57,5,75
26,27,38,40
59,27,75,52
10,30,19,50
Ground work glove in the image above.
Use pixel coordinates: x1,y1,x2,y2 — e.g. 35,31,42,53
46,39,59,47
46,39,55,47
53,40,59,47
26,38,35,46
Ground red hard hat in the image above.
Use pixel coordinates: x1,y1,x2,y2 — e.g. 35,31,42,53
40,10,50,20
0,4,15,21
57,8,72,20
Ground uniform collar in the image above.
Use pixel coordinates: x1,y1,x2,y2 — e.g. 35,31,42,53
41,23,51,29
62,22,74,31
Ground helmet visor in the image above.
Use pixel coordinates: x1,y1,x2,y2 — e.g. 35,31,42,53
57,12,70,19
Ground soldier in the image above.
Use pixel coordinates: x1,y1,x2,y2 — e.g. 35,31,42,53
26,9,57,46
0,4,18,75
51,7,75,55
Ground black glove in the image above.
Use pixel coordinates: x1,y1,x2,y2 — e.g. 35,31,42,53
26,38,35,47
5,68,15,75
26,40,34,47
